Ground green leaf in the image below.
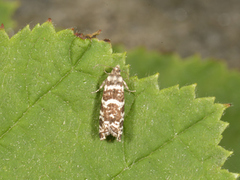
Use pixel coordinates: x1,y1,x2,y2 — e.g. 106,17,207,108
0,0,18,29
0,22,238,179
126,47,240,174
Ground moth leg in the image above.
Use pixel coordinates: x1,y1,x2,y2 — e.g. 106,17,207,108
92,80,106,93
123,80,136,93
116,133,122,142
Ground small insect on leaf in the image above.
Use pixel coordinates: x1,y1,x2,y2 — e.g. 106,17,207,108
92,65,135,142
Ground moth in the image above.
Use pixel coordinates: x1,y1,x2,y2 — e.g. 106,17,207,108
92,65,135,142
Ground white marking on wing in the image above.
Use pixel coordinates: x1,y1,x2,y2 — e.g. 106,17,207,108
102,99,124,109
104,85,123,91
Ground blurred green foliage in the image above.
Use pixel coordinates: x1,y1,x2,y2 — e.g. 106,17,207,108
0,0,18,29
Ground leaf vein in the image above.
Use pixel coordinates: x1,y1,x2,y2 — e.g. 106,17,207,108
0,38,92,140
112,110,215,179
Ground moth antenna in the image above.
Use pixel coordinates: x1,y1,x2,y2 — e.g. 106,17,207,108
120,68,131,81
93,64,113,74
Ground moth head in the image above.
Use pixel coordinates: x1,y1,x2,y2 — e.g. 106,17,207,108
112,65,121,74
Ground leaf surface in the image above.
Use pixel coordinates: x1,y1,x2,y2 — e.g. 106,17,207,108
0,22,238,179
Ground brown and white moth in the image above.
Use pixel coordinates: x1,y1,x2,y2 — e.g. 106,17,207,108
92,65,135,142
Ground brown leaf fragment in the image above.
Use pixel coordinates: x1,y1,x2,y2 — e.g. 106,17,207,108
75,29,102,39
103,39,111,43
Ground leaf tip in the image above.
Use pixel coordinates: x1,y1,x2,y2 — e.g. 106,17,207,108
155,72,160,78
231,171,240,179
103,38,111,43
192,83,197,88
223,103,232,108
74,32,83,38
154,73,160,89
47,18,52,23
235,173,240,179
229,150,233,156
0,23,4,29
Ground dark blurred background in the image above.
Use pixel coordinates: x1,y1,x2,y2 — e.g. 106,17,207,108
12,0,240,69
